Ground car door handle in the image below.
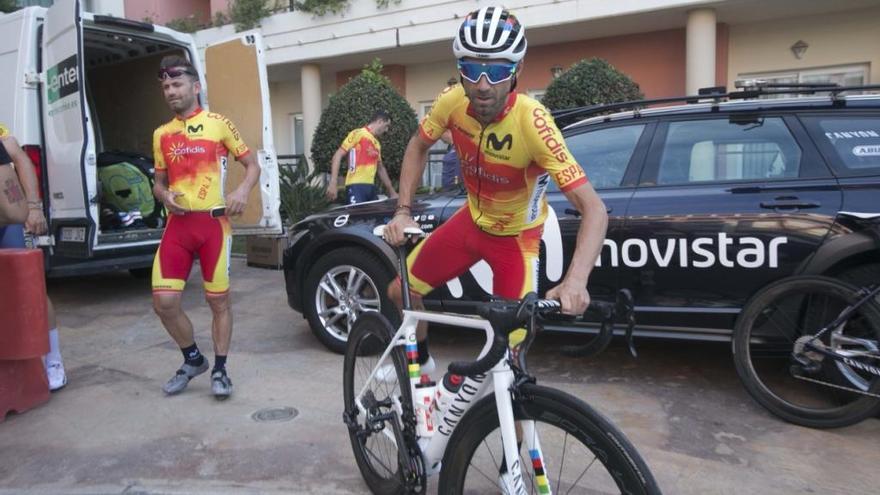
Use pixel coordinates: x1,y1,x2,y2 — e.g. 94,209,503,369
759,199,821,210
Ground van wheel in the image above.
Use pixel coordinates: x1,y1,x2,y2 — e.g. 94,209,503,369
303,247,398,354
129,267,152,279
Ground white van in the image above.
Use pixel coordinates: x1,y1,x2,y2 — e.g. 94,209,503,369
0,0,281,277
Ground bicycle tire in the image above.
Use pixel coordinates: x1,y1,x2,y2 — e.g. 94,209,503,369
437,383,661,494
732,276,880,429
343,312,415,494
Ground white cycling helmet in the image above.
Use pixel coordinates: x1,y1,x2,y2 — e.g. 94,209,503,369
453,6,527,63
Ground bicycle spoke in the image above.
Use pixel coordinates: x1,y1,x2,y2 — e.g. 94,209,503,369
566,452,598,495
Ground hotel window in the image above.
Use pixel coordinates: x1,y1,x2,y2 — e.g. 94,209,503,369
738,64,869,98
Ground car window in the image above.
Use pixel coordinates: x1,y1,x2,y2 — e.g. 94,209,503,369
657,118,802,185
803,116,880,176
565,124,645,189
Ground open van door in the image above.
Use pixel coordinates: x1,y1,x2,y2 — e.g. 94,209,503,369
41,0,97,257
204,32,281,235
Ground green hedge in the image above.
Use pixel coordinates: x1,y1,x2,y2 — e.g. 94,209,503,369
541,58,643,111
310,60,418,181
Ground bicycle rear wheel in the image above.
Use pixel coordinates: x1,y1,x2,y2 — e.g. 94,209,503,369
437,383,660,495
343,312,417,494
733,276,880,428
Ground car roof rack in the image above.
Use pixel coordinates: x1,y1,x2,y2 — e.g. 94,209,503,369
552,80,880,127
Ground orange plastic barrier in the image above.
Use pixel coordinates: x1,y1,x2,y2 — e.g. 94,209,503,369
0,248,50,421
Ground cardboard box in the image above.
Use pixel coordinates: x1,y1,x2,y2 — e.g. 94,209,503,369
246,233,289,270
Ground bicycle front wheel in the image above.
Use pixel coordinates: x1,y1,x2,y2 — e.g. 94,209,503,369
343,312,415,494
733,276,880,428
438,383,660,495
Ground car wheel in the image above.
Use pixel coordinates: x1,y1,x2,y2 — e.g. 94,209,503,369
303,247,398,354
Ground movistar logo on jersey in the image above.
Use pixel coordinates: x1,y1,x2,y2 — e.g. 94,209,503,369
597,234,789,269
47,55,79,104
187,124,204,134
486,133,513,151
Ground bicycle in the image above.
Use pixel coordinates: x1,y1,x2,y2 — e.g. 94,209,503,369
342,226,660,494
732,212,880,429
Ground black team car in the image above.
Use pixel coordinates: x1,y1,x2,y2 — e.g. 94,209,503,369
283,82,880,354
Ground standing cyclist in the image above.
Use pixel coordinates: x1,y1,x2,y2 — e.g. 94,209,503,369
384,6,608,369
151,55,260,399
326,111,398,204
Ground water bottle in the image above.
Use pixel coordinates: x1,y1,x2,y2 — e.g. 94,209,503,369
434,373,463,415
414,375,437,437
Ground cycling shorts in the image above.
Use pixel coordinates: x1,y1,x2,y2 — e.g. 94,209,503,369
406,206,541,299
346,184,378,204
152,211,231,296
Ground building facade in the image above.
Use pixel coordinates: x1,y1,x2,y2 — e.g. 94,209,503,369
120,0,880,166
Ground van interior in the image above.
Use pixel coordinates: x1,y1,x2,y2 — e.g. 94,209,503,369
82,27,188,242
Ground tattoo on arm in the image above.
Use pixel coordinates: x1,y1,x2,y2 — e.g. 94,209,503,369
3,178,25,204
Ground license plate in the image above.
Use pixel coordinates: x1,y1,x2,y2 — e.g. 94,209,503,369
60,226,86,243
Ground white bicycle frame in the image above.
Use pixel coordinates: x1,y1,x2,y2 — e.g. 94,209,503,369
353,306,552,494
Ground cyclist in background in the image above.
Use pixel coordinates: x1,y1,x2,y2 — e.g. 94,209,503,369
384,6,608,371
326,111,398,204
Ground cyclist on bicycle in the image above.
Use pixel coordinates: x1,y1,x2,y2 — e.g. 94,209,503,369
385,5,608,371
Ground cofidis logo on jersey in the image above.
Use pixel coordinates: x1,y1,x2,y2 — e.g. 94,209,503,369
47,55,79,105
532,107,568,162
168,142,207,163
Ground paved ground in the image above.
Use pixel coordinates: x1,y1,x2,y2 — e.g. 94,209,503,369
1,259,878,494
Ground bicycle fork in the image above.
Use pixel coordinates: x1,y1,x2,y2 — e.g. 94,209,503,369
495,369,552,495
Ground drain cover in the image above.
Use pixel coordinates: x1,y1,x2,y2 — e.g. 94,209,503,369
251,407,299,423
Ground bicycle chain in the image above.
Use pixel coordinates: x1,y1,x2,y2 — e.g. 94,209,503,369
792,373,880,399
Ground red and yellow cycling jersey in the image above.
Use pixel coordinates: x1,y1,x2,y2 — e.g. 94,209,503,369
420,84,587,234
341,127,381,186
152,107,250,211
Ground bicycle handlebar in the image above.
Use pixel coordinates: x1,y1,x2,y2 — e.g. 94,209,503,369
448,294,617,376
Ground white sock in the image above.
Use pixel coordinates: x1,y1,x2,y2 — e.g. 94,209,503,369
46,328,63,366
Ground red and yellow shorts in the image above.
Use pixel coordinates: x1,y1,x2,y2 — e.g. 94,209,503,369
406,207,542,300
152,211,231,296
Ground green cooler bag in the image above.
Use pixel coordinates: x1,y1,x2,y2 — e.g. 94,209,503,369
97,162,155,217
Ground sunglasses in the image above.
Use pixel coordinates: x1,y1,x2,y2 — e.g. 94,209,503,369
157,67,196,81
457,60,517,85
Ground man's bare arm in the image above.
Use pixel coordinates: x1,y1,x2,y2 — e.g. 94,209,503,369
326,147,347,200
225,152,261,216
545,182,608,314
